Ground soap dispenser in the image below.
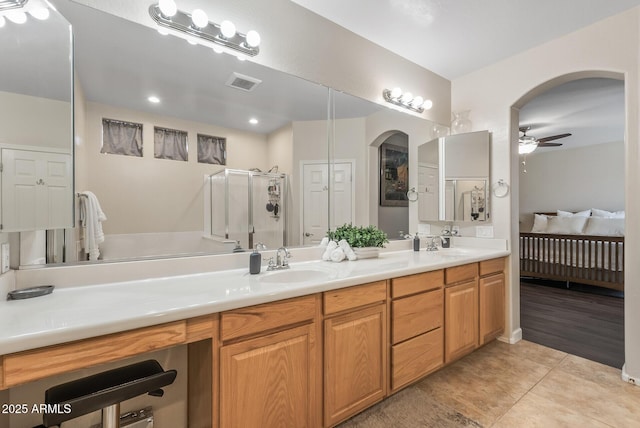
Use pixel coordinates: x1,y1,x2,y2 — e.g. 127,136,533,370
249,243,266,274
413,233,420,251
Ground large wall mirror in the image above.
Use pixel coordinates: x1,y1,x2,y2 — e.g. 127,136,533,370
0,0,73,232
418,130,491,223
5,0,444,266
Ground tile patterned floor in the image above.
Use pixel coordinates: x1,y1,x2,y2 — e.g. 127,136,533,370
338,340,640,427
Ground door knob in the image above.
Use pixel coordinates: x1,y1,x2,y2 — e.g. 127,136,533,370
304,232,314,237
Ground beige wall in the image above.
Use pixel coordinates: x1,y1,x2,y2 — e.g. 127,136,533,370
451,8,639,378
0,91,71,151
519,142,625,229
82,102,269,234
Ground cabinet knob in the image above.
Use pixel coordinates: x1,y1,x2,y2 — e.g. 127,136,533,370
36,179,45,185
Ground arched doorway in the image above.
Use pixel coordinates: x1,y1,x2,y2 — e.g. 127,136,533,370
511,71,625,368
369,130,409,239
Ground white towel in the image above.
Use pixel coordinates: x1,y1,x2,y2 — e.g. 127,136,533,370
322,240,338,261
330,248,346,262
338,239,357,261
79,191,107,261
319,237,329,248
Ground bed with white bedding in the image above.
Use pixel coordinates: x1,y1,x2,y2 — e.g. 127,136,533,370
519,209,625,291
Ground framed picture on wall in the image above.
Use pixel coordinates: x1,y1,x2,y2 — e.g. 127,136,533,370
380,142,409,207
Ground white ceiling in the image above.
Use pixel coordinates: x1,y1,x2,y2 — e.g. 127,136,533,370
292,0,630,151
291,0,640,80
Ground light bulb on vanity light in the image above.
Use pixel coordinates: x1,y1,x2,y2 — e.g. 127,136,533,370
191,9,208,29
422,99,433,110
29,7,50,21
401,92,413,105
411,96,424,109
6,11,27,24
390,87,402,99
158,0,177,17
220,20,236,39
245,30,261,48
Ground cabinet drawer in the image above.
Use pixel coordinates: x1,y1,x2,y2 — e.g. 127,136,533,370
392,288,443,344
445,263,478,285
324,281,386,315
391,270,443,298
4,321,187,388
479,257,505,277
391,328,443,392
221,295,317,341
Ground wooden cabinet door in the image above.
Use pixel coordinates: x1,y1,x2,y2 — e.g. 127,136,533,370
324,304,387,427
220,324,318,428
445,279,478,363
479,273,505,345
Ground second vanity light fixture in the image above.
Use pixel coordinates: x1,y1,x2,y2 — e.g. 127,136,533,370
149,0,261,57
383,87,433,113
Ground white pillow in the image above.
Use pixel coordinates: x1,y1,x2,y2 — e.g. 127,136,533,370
530,214,549,233
592,208,625,219
557,209,591,218
584,218,625,236
546,216,588,234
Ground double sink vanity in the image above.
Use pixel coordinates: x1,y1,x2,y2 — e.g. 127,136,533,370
0,244,508,427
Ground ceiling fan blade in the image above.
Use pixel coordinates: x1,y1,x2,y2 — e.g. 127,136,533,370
537,142,563,147
537,133,571,143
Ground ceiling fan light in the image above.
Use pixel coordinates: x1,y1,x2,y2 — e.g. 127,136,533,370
518,142,537,155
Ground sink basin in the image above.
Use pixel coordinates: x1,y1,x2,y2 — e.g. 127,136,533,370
435,248,473,257
259,269,331,284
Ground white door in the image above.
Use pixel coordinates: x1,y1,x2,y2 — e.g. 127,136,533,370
418,164,438,221
302,163,328,245
1,149,72,231
302,162,353,245
331,162,353,228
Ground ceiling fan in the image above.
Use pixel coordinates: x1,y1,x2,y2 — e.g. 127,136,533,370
518,126,571,154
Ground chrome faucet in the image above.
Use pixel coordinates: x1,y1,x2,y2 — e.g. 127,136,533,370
425,236,441,251
271,246,291,270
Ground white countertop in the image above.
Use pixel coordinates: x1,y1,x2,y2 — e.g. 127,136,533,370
0,247,509,355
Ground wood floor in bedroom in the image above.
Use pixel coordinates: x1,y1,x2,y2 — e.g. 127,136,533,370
520,279,624,368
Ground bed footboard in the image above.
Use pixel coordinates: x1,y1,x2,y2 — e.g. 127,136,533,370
520,232,624,291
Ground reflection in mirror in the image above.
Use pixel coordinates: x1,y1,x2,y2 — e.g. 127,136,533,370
332,91,441,240
444,179,488,221
0,0,73,232
418,130,490,223
417,137,440,222
53,0,349,263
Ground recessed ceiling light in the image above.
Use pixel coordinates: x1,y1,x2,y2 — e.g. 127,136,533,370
249,118,258,125
148,96,160,104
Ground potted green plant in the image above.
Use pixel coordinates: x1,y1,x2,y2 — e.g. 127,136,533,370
327,224,389,259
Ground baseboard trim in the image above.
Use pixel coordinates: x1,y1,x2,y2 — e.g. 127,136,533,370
498,328,522,344
621,364,638,386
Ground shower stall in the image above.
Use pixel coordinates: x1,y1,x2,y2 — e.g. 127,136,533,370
206,169,288,251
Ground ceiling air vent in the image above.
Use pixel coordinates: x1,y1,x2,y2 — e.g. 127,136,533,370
225,72,262,92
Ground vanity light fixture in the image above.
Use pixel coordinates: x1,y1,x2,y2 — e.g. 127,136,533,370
383,87,432,113
149,0,261,57
0,0,28,12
